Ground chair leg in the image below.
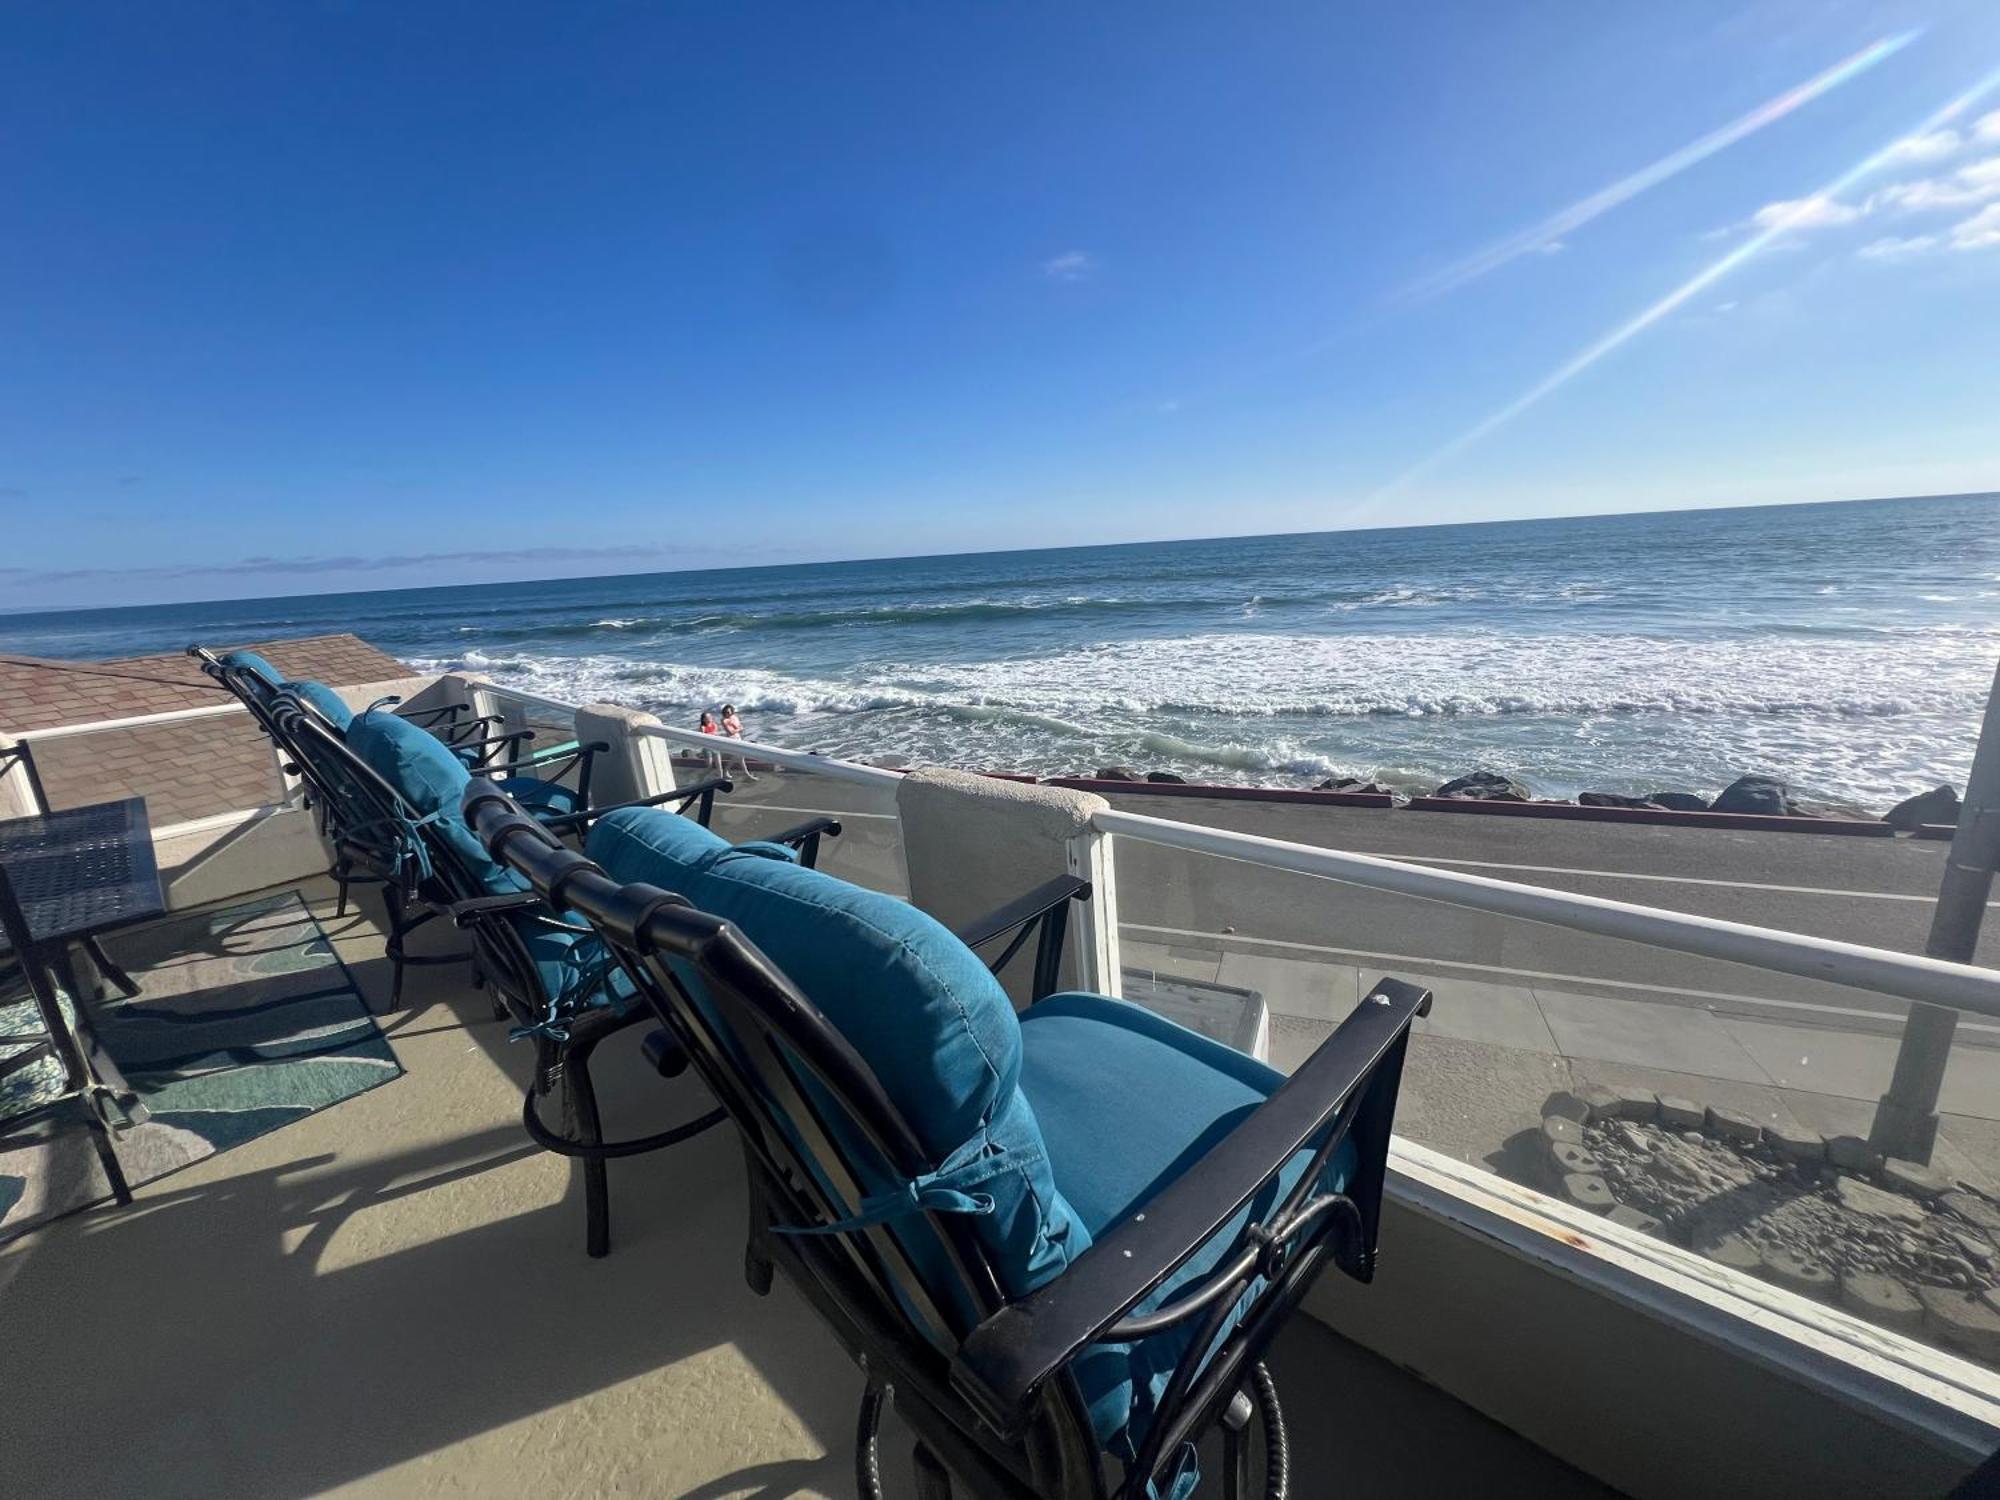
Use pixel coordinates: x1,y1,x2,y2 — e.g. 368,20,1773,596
911,1440,953,1500
84,1093,134,1206
854,1383,889,1500
562,1032,611,1259
382,887,408,1009
743,1148,774,1296
1253,1361,1289,1500
1223,1407,1249,1500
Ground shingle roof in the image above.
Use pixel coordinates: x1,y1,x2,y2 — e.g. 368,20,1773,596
3,634,414,825
0,634,411,734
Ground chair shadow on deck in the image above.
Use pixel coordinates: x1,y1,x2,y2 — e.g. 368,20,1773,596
0,884,1606,1500
0,1103,879,1498
0,883,879,1499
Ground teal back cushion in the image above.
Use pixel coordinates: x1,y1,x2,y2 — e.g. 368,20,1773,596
345,708,522,896
221,649,281,687
284,679,354,732
585,806,1089,1306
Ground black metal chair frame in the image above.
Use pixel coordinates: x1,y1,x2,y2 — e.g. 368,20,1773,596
280,707,831,1257
466,780,1430,1499
187,643,507,750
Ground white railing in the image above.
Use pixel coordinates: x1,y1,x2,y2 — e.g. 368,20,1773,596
15,700,245,741
12,698,298,835
472,682,588,723
1093,807,2000,1020
634,722,907,789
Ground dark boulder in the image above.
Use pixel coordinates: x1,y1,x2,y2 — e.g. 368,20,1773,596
1145,770,1189,784
1578,792,1661,810
1434,770,1532,802
1647,791,1711,812
1885,785,1959,831
1094,765,1143,782
1316,775,1394,795
1710,775,1798,816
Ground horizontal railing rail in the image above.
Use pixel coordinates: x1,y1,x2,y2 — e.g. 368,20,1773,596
14,700,247,743
471,682,584,721
1093,806,2000,1021
633,723,906,789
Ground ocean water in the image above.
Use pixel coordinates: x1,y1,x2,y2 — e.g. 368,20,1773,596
5,493,1997,810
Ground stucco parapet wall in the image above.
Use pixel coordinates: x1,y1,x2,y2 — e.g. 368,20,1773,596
574,701,667,734
901,766,1106,829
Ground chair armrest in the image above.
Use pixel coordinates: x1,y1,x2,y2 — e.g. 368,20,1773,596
450,728,539,770
477,739,607,778
432,712,509,742
400,701,475,729
953,874,1091,1001
533,778,735,833
765,816,843,869
949,977,1431,1434
443,891,549,928
953,874,1091,952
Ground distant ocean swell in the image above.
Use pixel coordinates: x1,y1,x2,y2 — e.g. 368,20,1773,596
8,494,1996,810
416,618,1995,808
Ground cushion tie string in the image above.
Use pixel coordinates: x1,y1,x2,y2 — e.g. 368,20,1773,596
774,1136,1035,1237
1146,1443,1201,1500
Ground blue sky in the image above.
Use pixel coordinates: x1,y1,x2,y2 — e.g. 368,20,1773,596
3,1,1998,609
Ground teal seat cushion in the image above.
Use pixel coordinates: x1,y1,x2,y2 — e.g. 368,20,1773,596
221,649,281,687
517,919,636,1016
1018,992,1355,1458
345,708,523,897
283,679,354,731
585,806,1089,1311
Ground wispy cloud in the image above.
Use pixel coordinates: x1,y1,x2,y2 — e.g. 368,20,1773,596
1729,102,2000,241
1948,202,2000,251
1752,195,1863,230
1884,128,1964,163
0,545,688,588
1368,64,2000,503
1874,154,2000,212
1857,233,1941,260
1399,34,1914,302
1041,250,1095,282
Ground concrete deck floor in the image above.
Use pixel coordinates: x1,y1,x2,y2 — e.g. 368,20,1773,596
0,878,1610,1499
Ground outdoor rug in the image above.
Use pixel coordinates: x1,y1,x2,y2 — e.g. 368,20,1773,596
0,891,400,1241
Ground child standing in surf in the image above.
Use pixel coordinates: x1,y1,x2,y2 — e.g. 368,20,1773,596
720,703,758,781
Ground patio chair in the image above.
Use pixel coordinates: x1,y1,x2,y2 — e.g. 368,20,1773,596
465,781,1429,1499
308,704,722,1004
190,644,502,750
284,707,834,1258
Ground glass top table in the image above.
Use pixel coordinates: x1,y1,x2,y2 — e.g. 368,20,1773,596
0,797,166,954
0,797,162,1189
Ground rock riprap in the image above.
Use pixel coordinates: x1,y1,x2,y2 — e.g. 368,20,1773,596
1433,770,1533,802
1539,1092,2000,1363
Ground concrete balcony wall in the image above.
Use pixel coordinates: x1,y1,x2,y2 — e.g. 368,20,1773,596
896,767,1112,1003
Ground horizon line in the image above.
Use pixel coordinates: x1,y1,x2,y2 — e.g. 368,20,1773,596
1,485,1995,624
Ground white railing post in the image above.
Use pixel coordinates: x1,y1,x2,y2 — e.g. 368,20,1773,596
1867,658,2000,1162
573,703,679,805
0,736,46,818
1067,825,1122,998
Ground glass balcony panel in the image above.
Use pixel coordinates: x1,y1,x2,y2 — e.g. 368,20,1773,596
1110,831,2000,1376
